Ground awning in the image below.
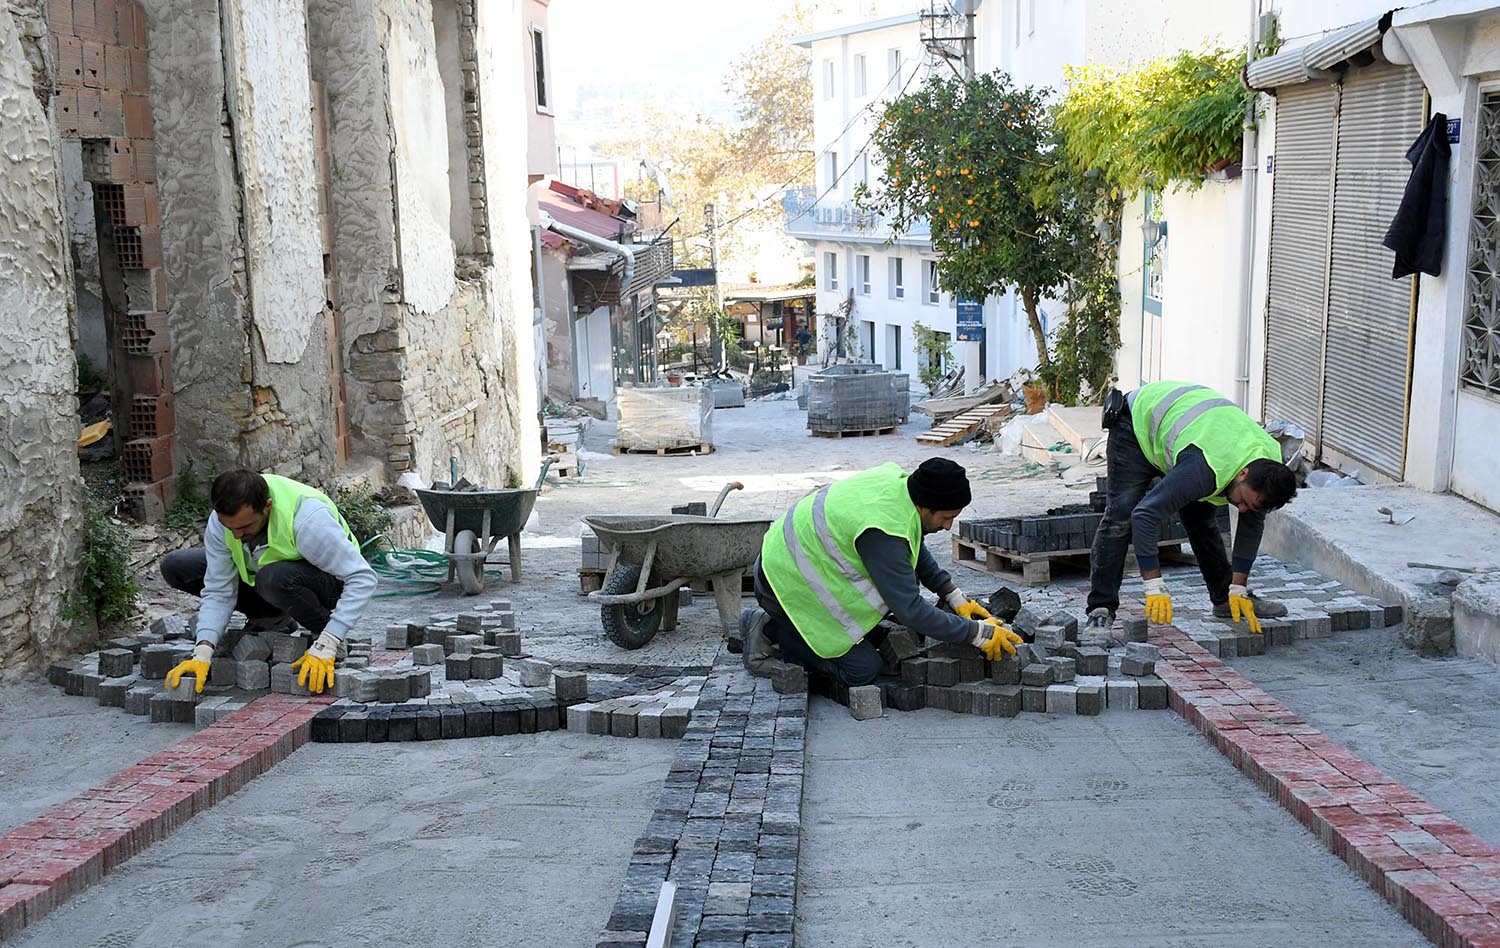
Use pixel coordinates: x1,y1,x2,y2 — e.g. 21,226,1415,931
1245,12,1392,91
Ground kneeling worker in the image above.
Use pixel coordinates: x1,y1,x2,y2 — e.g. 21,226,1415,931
159,470,377,694
1086,381,1298,634
742,458,1022,685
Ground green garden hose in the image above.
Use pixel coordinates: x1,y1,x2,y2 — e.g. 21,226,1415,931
363,539,509,597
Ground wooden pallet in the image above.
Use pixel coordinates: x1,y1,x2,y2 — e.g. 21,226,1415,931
952,535,1191,586
612,442,714,456
916,404,1012,447
809,426,896,439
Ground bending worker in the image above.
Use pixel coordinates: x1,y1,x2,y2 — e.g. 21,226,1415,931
159,470,376,694
1086,380,1298,635
741,458,1022,685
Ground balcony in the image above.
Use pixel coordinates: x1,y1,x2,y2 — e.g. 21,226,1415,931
781,186,931,244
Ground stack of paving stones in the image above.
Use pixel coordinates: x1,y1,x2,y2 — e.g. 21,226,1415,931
45,614,274,726
958,502,1225,554
1044,558,1402,658
806,620,1170,720
597,659,803,948
565,677,705,739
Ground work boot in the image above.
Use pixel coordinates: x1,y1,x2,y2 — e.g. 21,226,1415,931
1213,592,1289,620
740,607,778,677
1085,608,1114,632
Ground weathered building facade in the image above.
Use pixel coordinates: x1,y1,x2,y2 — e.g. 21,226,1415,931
0,0,540,672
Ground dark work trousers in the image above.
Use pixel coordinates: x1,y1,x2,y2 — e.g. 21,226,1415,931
752,559,883,686
1086,407,1235,616
160,549,343,634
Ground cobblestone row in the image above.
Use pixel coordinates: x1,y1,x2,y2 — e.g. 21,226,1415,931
598,657,805,948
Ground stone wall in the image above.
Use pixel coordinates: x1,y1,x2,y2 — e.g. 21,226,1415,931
0,2,86,673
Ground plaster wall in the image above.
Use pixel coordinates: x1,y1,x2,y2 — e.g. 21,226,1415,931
57,142,106,368
475,0,541,484
385,0,457,315
523,0,554,179
1158,179,1245,399
0,4,85,671
223,0,325,365
307,0,405,472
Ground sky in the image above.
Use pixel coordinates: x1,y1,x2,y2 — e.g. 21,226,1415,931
548,0,803,150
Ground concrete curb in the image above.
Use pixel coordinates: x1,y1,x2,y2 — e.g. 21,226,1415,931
1151,619,1500,946
0,693,331,939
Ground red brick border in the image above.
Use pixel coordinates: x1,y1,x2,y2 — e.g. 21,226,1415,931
0,693,330,939
1151,624,1500,947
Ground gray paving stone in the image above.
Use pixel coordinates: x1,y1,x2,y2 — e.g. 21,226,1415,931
411,643,444,665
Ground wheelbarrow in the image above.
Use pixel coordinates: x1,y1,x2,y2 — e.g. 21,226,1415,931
583,482,771,649
414,458,554,595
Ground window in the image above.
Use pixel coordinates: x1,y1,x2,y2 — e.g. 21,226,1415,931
825,151,839,190
1013,0,1022,47
889,257,905,299
857,254,871,295
1462,90,1500,396
923,260,940,304
856,152,869,189
888,48,902,85
824,251,839,291
531,26,549,111
854,53,867,96
823,59,834,99
925,330,950,377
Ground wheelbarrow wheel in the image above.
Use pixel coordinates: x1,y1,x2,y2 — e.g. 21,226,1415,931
600,564,663,649
454,529,484,595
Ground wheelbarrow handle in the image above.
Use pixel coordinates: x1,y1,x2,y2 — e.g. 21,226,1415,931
709,481,745,518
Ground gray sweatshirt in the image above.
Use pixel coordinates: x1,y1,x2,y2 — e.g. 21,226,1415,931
854,529,983,644
193,499,377,645
1130,445,1263,574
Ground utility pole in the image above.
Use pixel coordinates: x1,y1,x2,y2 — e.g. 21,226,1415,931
962,0,975,79
705,201,725,371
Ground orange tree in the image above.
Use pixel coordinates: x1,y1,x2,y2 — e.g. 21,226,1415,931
859,71,1116,398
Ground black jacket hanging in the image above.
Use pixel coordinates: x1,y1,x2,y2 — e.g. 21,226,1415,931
1382,112,1450,278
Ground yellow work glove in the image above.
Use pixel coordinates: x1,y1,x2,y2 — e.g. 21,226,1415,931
165,642,214,694
1228,584,1263,634
945,588,992,621
972,618,1023,661
1143,576,1173,626
290,631,341,694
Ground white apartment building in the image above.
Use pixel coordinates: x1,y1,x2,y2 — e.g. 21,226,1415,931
788,8,1021,388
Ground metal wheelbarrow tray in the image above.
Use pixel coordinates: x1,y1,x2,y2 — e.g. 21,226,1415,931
582,508,771,649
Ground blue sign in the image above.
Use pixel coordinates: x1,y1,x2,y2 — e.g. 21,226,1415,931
956,296,984,342
1447,118,1461,144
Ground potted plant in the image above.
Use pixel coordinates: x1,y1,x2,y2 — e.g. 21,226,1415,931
1017,367,1047,415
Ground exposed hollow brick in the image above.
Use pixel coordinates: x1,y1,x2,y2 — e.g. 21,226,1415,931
119,310,167,355
123,435,173,484
54,35,82,87
76,90,102,136
125,351,170,397
128,394,173,438
79,40,102,88
103,45,128,88
54,89,79,135
121,478,172,521
98,91,124,137
46,0,73,33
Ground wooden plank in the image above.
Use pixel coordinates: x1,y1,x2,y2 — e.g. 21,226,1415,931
810,426,896,439
951,535,1190,586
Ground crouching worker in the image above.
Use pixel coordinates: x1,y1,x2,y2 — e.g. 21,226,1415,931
741,458,1022,686
159,470,377,694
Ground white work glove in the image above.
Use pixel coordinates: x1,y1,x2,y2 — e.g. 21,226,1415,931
945,588,992,621
291,631,341,694
1143,576,1173,625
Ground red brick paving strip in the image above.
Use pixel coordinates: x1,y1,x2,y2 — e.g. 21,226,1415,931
0,692,331,939
1150,623,1500,947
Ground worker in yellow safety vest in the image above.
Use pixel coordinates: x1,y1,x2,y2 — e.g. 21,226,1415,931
1086,381,1299,636
742,458,1022,685
159,470,377,695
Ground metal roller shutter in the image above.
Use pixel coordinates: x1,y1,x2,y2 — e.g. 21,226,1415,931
1321,63,1424,479
1263,82,1337,446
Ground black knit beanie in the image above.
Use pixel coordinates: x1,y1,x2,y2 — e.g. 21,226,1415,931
906,458,971,511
